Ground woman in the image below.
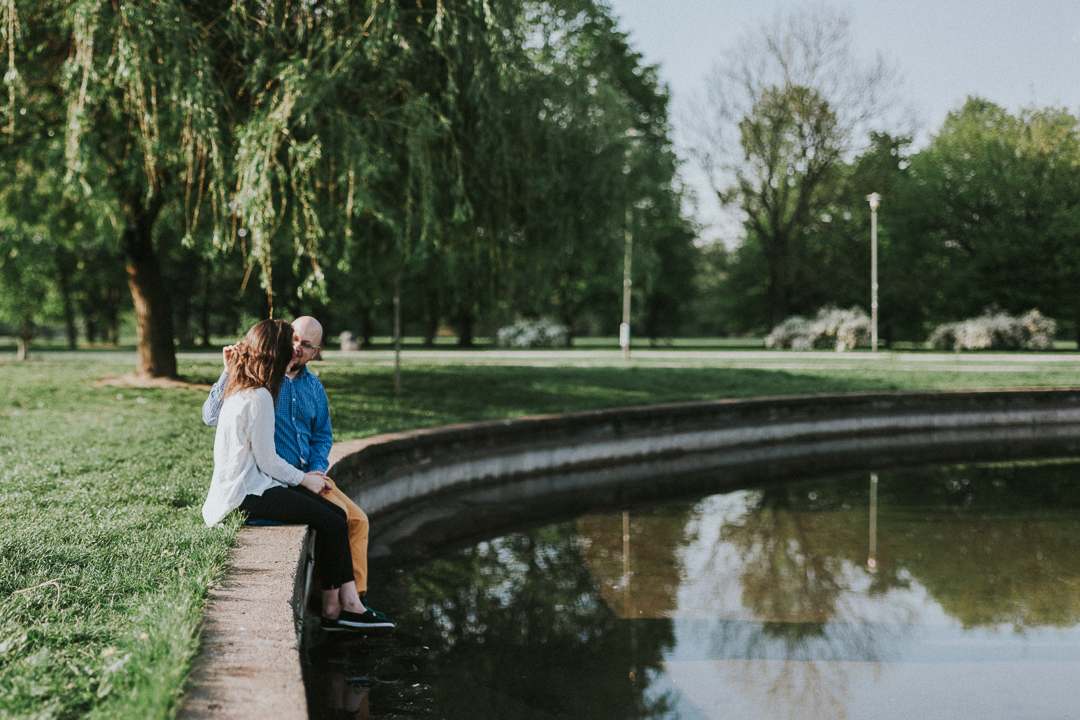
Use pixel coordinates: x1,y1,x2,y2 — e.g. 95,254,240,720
201,319,372,631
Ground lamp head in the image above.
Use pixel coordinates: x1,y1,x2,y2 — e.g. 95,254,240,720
866,193,882,212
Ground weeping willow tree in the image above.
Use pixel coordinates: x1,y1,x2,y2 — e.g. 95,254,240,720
1,0,692,375
1,0,516,377
1,2,222,376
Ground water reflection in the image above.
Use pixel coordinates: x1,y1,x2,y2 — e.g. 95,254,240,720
305,460,1080,719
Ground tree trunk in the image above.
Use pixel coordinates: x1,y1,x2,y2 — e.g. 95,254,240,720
765,239,790,330
393,263,403,393
175,296,193,349
422,287,439,348
105,289,120,345
558,309,575,348
456,312,474,348
198,261,212,347
122,196,177,378
174,249,201,349
16,316,31,361
56,250,78,349
359,306,373,348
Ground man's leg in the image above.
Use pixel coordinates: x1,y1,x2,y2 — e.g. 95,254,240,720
322,478,369,596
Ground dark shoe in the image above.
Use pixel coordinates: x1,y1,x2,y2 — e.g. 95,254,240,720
337,609,395,633
320,616,347,632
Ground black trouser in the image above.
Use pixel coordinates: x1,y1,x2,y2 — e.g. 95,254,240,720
239,485,354,590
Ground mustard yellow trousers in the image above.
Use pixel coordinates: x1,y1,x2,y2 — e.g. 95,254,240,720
321,478,369,595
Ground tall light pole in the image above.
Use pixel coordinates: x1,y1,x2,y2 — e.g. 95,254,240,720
621,207,633,361
866,193,882,352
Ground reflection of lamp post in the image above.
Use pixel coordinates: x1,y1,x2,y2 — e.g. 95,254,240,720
623,510,638,684
866,193,882,352
868,472,878,572
621,208,633,361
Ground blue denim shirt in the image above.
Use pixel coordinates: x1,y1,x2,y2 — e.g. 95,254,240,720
202,367,333,473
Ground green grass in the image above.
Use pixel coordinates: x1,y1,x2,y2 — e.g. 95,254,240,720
309,351,1080,439
2,347,1080,718
0,360,239,720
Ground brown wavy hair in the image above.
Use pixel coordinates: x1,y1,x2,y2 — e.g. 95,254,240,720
224,319,294,401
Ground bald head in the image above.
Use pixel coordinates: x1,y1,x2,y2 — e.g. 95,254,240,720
292,316,324,347
288,316,324,375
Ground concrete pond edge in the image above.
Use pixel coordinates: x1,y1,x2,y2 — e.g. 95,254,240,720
177,388,1080,718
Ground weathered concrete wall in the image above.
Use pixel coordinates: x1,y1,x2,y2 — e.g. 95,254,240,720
328,390,1080,523
178,525,309,720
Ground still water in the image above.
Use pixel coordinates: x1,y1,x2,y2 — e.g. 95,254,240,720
305,460,1080,719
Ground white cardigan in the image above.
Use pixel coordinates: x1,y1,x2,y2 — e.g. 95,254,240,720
201,387,305,527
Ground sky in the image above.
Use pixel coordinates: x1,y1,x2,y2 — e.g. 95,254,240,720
604,0,1080,243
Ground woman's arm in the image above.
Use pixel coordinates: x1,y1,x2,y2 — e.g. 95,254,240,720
248,389,306,486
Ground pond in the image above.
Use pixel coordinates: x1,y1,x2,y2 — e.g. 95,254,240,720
303,459,1080,719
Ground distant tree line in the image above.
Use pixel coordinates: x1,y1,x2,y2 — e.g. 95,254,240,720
700,96,1080,345
3,3,1079,373
694,7,1080,345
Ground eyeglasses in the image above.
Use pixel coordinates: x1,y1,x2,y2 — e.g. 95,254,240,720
298,340,320,351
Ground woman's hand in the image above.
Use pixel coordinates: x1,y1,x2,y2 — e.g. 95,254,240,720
300,471,331,495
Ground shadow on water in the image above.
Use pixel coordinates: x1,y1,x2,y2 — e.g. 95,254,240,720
303,445,1080,719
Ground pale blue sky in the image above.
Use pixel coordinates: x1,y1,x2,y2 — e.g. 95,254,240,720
605,0,1080,241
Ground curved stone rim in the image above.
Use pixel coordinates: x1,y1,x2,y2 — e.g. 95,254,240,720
327,388,1080,520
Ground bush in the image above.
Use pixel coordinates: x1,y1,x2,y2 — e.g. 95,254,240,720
929,309,1056,351
765,306,871,351
764,315,813,350
495,317,568,349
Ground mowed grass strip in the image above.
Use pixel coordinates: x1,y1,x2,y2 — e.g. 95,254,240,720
312,353,1080,440
1,350,1079,718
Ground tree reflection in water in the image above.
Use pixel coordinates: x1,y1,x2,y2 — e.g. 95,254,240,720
671,485,906,720
875,462,1080,630
313,523,684,719
307,460,1080,719
669,461,1080,720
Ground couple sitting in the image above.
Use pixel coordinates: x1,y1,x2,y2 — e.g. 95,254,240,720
200,317,393,633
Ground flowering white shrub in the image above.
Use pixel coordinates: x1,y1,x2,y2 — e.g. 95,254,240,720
812,306,872,351
929,309,1056,351
496,317,568,349
765,307,871,352
764,316,813,350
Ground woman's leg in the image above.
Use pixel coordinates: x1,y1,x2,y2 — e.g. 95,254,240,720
239,485,354,594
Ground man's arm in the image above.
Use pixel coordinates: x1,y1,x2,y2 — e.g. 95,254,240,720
308,381,334,473
203,346,235,426
202,370,228,426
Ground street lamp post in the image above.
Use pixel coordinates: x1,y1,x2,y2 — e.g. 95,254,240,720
621,207,633,361
866,193,882,352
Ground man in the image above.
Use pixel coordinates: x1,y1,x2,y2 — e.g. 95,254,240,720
203,316,393,632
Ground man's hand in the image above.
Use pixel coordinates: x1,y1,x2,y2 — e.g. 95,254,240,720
299,471,331,495
222,345,235,367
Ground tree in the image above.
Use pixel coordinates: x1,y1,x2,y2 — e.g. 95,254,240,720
889,98,1080,340
695,5,900,328
0,228,58,360
492,0,691,343
3,0,694,365
3,1,231,377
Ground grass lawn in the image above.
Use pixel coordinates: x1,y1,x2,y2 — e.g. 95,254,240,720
1,346,1079,718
